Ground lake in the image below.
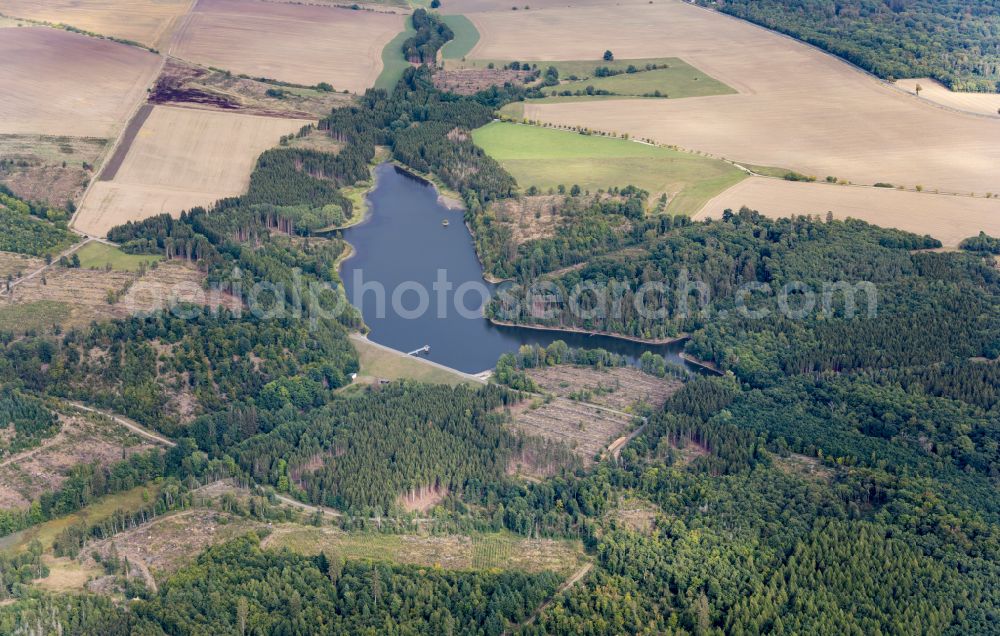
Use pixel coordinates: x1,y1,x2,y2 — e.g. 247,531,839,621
339,163,693,374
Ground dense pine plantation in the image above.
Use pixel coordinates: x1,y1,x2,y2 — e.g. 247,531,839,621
234,383,520,513
0,61,997,635
698,0,1000,92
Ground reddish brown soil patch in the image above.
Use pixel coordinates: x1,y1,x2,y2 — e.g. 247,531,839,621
149,58,352,119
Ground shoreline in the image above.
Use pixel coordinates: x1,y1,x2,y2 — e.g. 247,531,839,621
464,219,514,284
349,332,486,384
488,318,689,346
678,351,723,374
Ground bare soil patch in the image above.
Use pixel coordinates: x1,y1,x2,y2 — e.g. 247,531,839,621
0,27,160,138
74,106,308,237
0,0,193,49
471,0,1000,197
121,260,242,314
0,412,154,510
150,58,353,119
169,0,405,93
525,365,682,411
696,177,1000,248
774,452,834,482
286,128,345,153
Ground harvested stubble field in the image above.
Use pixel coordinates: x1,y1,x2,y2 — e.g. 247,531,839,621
74,105,309,237
0,412,154,510
467,0,1000,200
0,134,107,206
0,0,193,49
263,525,586,575
170,0,405,93
0,27,160,138
696,177,1000,249
896,79,1000,119
505,398,636,464
150,58,352,119
525,365,682,412
472,121,746,214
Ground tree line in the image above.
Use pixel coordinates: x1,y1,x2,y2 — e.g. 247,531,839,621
700,0,1000,92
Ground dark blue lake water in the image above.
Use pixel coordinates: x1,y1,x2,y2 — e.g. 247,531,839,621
340,163,692,374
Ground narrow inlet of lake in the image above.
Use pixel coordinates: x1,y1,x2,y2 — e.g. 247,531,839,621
339,163,693,374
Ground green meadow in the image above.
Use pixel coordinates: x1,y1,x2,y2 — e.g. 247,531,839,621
440,15,479,60
373,21,418,92
76,241,161,271
450,56,734,100
471,121,747,215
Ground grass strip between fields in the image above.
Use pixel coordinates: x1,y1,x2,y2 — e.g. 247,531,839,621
374,20,417,92
440,15,479,60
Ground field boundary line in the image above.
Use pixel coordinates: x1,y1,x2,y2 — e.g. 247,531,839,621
504,118,995,202
71,53,167,237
